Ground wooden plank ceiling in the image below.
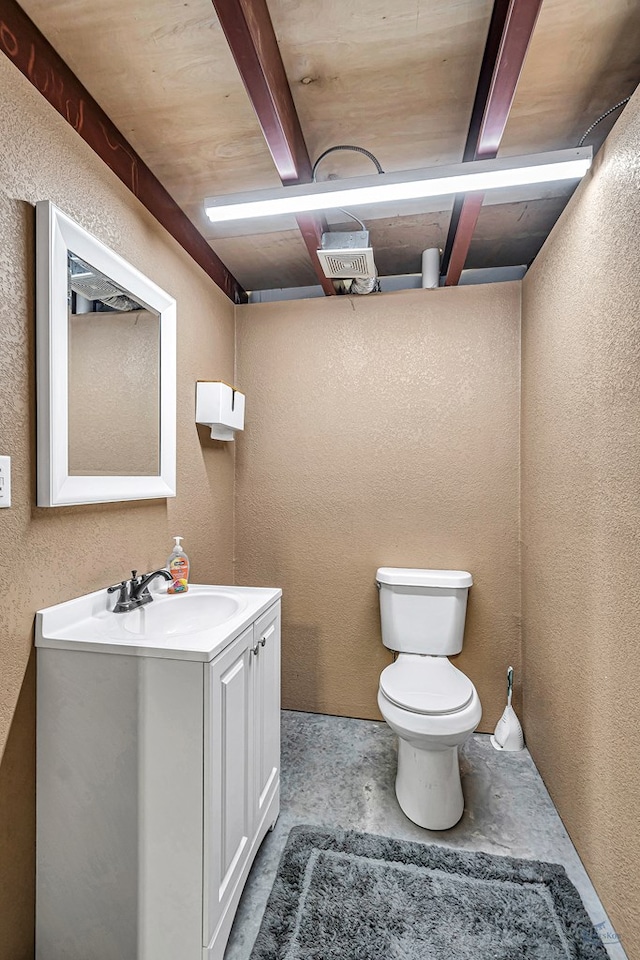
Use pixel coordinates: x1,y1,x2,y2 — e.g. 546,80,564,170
17,0,640,292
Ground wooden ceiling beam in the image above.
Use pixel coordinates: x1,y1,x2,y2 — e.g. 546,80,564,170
211,0,336,296
0,0,246,303
441,0,511,275
443,0,543,286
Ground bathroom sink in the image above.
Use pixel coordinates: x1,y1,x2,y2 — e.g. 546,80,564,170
109,589,244,640
36,583,282,661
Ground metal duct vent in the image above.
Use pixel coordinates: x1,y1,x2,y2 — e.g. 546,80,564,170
68,253,143,311
317,230,377,279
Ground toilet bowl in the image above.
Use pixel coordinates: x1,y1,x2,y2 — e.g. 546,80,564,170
376,568,482,830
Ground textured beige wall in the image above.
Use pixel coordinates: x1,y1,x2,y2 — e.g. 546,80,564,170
235,285,521,729
0,56,235,958
522,91,640,955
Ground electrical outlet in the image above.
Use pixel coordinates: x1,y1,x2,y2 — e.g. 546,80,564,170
0,456,11,507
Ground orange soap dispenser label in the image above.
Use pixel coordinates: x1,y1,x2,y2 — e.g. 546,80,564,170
168,556,189,593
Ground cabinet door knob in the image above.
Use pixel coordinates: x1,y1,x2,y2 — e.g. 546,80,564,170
260,624,275,646
252,644,259,656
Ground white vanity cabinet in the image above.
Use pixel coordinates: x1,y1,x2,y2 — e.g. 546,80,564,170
204,603,281,953
35,587,281,960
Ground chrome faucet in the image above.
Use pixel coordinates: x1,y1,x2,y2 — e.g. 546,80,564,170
107,569,173,613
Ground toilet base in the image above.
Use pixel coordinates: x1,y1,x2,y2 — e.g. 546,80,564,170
395,739,464,830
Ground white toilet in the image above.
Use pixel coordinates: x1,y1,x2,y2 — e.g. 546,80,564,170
376,567,482,830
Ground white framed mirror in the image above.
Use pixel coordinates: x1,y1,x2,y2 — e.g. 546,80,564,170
36,201,177,506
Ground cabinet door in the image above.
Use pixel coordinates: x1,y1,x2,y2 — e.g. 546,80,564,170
253,604,281,827
203,626,254,948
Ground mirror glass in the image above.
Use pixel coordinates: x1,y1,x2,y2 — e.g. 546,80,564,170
67,253,160,477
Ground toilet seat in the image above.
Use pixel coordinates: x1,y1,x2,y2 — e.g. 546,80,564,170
380,656,474,715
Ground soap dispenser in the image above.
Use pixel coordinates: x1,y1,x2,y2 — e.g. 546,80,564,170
167,536,190,594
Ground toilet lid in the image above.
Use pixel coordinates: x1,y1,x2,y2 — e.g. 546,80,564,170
380,657,474,715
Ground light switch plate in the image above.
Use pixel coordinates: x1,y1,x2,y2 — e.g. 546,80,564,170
0,456,11,507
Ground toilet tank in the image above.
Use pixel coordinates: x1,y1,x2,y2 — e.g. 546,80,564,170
376,568,472,655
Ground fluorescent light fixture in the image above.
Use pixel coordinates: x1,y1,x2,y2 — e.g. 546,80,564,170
204,148,592,223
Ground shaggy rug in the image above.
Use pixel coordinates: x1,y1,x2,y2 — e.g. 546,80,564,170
249,826,609,959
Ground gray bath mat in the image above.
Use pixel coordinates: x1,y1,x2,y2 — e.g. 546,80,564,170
249,826,609,959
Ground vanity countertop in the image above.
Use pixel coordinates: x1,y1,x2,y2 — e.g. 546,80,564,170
36,583,282,662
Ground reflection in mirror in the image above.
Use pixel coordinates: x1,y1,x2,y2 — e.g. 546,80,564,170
67,253,160,477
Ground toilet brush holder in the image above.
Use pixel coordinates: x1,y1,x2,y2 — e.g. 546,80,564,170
491,666,524,751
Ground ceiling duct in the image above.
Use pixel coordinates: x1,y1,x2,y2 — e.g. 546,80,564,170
68,254,143,312
316,230,377,282
313,148,382,294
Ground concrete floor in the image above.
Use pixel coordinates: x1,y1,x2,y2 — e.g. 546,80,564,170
224,711,627,960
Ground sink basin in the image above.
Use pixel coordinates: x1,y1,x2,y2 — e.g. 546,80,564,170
109,589,244,640
36,583,282,661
